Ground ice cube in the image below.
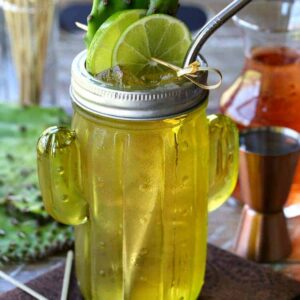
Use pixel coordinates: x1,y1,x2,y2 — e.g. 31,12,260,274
95,65,186,90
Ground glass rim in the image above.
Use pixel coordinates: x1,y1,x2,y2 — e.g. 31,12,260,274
70,51,209,121
233,0,300,34
240,126,300,156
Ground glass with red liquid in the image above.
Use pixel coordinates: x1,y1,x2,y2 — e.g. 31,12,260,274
220,0,300,205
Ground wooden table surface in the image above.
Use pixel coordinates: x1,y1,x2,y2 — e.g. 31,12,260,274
1,0,300,294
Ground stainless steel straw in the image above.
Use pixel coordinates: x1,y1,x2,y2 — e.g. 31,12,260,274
184,0,253,67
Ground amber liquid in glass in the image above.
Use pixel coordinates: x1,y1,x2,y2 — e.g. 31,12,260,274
221,47,300,204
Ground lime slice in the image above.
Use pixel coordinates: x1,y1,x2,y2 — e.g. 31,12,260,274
112,14,192,79
86,9,146,75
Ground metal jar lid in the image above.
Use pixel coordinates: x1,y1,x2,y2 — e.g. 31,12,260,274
70,51,209,120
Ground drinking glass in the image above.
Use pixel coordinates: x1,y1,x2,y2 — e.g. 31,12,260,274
36,51,238,300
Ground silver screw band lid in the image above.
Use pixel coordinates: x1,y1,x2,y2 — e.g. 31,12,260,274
70,51,209,120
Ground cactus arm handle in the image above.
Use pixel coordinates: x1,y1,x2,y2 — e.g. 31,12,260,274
37,127,88,225
207,114,239,212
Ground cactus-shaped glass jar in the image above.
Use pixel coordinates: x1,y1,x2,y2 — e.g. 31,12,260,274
37,51,238,300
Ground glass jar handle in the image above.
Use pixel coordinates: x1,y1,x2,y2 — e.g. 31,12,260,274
37,126,88,225
208,114,239,212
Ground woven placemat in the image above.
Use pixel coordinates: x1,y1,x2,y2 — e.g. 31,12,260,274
1,244,300,300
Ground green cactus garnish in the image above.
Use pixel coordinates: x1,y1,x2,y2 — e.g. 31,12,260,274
85,0,179,47
148,0,179,15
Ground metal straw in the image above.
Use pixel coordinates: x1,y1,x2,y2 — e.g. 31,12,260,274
184,0,253,67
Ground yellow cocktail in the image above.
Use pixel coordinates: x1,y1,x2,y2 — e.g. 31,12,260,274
37,51,238,300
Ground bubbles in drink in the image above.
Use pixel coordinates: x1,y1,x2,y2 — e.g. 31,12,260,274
99,241,105,249
139,179,153,192
139,248,148,256
62,195,69,203
181,209,190,217
96,177,105,188
139,216,148,225
57,167,64,175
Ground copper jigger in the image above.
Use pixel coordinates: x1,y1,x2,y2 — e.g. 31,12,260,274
234,127,300,262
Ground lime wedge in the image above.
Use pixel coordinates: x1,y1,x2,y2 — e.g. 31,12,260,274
112,14,192,79
86,9,146,75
